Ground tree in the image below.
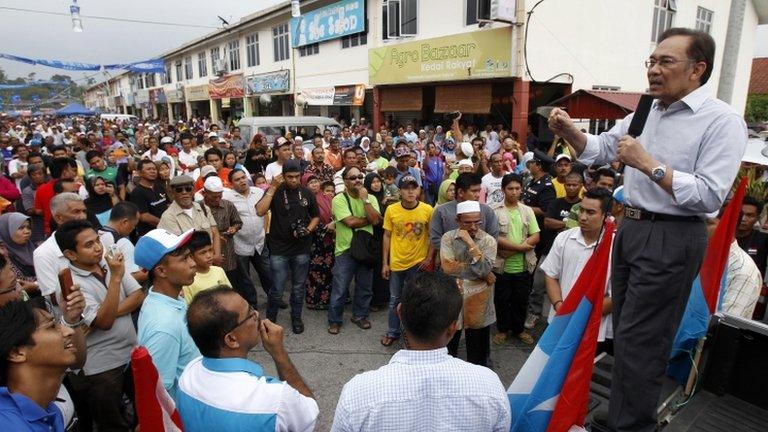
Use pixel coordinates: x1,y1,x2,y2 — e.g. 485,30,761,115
0,67,6,83
51,74,72,83
745,94,768,123
27,72,36,83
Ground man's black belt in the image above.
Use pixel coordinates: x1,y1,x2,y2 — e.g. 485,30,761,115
624,206,701,222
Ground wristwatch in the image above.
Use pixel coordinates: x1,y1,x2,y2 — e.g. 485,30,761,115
650,165,666,183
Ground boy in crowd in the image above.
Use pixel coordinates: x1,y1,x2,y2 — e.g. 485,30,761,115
56,220,144,431
381,166,401,206
381,175,434,346
182,231,232,304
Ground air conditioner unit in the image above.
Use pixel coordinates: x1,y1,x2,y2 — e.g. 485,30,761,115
175,83,183,90
213,59,227,75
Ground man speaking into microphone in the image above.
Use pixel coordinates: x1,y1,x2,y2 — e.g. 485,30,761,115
548,28,747,432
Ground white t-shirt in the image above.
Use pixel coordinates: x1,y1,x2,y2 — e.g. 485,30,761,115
178,149,200,173
8,159,27,191
481,172,505,207
265,161,283,182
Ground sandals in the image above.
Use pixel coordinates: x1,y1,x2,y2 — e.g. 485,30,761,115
328,323,341,335
492,333,508,346
351,317,371,330
380,336,398,347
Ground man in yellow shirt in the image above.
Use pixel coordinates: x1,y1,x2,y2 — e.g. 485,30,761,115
182,231,231,304
380,175,434,346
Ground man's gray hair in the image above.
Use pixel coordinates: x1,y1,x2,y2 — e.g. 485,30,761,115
50,192,83,216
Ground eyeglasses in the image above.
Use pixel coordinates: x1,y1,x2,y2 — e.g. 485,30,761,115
644,58,694,69
345,174,364,181
228,306,259,333
173,185,194,193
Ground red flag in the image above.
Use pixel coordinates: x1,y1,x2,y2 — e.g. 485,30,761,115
131,346,184,432
547,221,615,432
700,177,748,313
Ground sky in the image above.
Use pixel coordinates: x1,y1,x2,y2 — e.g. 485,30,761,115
0,0,284,83
0,1,767,84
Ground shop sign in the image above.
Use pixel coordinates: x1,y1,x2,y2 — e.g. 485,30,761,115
290,0,365,47
125,93,135,106
209,74,245,99
150,88,166,104
301,84,365,106
245,70,290,95
166,89,184,103
368,27,512,85
185,84,209,102
135,89,150,104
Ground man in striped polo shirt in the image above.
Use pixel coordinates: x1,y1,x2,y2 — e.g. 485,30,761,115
178,287,318,432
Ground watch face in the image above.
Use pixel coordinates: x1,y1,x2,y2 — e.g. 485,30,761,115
652,167,665,181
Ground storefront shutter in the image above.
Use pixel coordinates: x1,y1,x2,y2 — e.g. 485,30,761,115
380,86,423,111
434,83,492,114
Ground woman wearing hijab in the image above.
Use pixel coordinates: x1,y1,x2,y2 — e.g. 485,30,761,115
0,212,39,294
364,172,389,311
84,176,119,229
436,179,456,206
303,173,335,310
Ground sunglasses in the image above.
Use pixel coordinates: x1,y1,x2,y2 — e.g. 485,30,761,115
173,185,194,193
346,174,364,181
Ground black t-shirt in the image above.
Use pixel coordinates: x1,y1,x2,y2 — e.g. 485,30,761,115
523,174,556,256
267,185,318,256
129,183,168,237
737,229,768,277
541,197,581,256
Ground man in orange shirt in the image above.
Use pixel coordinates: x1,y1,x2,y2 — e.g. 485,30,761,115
325,138,343,171
203,148,232,189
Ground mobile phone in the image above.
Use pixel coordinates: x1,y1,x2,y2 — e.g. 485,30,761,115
106,245,119,260
59,268,74,300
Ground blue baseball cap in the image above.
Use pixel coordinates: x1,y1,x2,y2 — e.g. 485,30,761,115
613,185,625,204
135,228,195,271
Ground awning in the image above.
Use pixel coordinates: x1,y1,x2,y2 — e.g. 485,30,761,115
434,83,492,114
546,90,644,119
380,87,422,112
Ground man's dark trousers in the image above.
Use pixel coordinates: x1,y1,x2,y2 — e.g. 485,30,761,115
608,218,707,432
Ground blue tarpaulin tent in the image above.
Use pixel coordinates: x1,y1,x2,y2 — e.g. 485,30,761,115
56,102,95,116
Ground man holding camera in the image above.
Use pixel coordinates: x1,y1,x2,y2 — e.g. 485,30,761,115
256,159,320,334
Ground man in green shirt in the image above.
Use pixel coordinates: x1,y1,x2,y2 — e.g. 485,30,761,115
328,166,381,335
491,173,540,346
84,150,118,184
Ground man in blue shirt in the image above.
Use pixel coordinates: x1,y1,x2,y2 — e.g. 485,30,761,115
0,299,79,432
135,228,199,400
393,144,422,188
178,287,318,431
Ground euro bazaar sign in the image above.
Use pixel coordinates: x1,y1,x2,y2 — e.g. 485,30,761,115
369,27,512,85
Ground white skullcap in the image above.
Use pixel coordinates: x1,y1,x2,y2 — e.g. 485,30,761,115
208,132,218,138
457,159,474,167
461,141,474,158
456,200,480,215
203,176,224,192
160,136,173,144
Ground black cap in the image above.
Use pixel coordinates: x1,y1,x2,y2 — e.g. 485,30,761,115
398,175,420,188
530,149,555,166
283,159,301,174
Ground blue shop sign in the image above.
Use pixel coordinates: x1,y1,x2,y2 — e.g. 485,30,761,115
290,0,365,47
245,70,291,95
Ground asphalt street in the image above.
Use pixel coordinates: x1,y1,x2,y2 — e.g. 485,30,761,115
246,289,544,432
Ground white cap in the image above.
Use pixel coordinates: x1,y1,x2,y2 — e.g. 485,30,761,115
461,142,474,158
203,176,224,192
208,132,218,138
521,151,534,166
160,136,173,144
456,200,481,215
555,153,572,163
457,159,474,167
294,135,303,142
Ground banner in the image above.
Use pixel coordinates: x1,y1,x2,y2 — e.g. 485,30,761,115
0,80,70,90
245,70,290,95
0,53,165,73
301,84,365,106
166,89,184,103
368,27,512,85
135,90,150,104
209,74,245,99
185,85,209,102
150,88,166,104
290,0,365,47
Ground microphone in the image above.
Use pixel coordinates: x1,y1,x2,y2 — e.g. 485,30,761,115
618,94,654,174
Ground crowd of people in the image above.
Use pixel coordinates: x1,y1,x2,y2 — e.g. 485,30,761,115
0,28,762,432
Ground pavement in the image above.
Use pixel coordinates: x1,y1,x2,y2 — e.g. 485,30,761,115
245,289,545,432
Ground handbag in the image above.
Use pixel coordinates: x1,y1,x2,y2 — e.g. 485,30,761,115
343,193,380,267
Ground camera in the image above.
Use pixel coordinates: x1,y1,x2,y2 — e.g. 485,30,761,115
291,220,310,238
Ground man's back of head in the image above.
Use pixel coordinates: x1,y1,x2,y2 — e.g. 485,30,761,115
400,272,462,348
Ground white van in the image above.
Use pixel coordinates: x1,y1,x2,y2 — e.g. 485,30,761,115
100,114,139,123
236,116,340,147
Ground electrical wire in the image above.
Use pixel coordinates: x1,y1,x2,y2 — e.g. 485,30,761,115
523,0,574,84
0,6,219,29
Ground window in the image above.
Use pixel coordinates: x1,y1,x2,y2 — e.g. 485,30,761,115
273,24,290,62
146,73,156,88
298,43,319,57
197,51,207,77
382,0,418,39
184,55,193,80
695,7,713,34
341,32,368,48
651,0,676,43
228,39,241,70
211,46,220,63
174,60,182,83
466,0,491,25
164,64,172,84
137,75,144,89
246,34,260,67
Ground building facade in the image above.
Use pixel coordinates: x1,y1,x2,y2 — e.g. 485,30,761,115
84,0,766,141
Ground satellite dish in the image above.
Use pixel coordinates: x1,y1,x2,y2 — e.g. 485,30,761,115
295,94,306,106
259,93,272,105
